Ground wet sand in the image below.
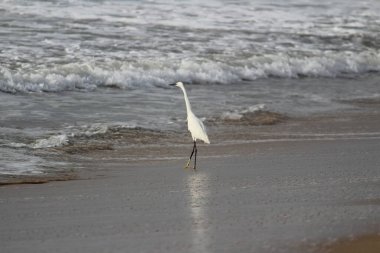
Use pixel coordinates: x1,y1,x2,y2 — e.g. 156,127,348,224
1,100,380,252
1,135,380,252
323,234,380,253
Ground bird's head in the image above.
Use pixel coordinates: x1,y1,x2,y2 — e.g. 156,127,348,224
169,81,184,88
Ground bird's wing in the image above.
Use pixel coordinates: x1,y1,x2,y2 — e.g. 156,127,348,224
194,116,210,144
196,117,207,133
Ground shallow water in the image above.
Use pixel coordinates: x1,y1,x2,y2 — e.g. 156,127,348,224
1,0,380,176
1,76,380,177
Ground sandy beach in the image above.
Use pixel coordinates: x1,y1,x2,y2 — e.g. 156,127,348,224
323,234,380,253
1,0,380,252
1,108,380,253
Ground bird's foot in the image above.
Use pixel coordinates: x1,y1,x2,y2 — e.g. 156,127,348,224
184,159,191,169
192,166,196,171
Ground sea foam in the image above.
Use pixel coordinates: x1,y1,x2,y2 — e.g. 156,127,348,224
221,104,267,121
32,134,69,149
1,51,379,93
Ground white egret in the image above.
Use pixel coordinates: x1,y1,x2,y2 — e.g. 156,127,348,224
170,82,210,170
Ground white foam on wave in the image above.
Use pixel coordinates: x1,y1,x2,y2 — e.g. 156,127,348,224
0,145,71,176
8,122,139,150
69,122,138,137
1,51,380,93
1,0,380,95
32,134,69,149
221,104,266,121
0,147,45,175
3,121,140,152
8,134,70,149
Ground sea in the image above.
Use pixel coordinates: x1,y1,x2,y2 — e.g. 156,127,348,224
1,0,380,177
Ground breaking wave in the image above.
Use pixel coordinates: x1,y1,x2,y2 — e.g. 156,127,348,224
1,50,380,93
208,104,288,126
33,134,69,149
220,104,267,121
7,122,182,152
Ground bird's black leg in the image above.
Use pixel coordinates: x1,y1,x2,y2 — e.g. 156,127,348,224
189,141,196,160
185,141,196,169
193,142,197,170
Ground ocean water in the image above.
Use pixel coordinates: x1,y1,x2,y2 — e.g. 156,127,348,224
1,0,380,176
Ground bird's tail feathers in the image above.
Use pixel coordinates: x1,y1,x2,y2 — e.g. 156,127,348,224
203,135,210,144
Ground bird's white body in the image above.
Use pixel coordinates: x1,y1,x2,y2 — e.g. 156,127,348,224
176,82,210,144
187,111,210,144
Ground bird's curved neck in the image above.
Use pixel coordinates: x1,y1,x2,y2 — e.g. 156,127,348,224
179,85,192,115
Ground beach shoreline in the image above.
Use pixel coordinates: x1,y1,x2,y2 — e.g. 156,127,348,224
2,0,380,251
1,105,380,252
321,234,380,253
2,98,380,185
